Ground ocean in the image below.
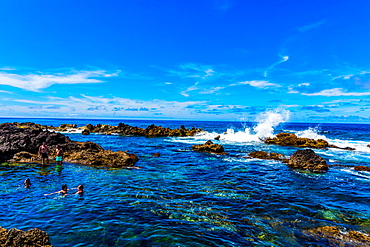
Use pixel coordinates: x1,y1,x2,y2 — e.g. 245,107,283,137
0,113,370,246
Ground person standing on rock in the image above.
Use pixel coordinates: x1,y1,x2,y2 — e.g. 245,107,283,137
55,145,64,165
38,142,49,165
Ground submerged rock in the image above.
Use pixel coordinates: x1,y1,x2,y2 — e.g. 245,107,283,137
248,151,285,160
265,133,329,149
288,149,328,172
0,226,52,247
304,226,370,247
192,140,228,155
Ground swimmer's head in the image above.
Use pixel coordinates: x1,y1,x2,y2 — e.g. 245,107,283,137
24,178,31,187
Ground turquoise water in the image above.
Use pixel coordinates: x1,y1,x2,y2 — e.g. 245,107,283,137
1,118,370,246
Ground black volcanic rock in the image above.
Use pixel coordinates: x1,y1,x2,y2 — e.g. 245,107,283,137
288,149,328,172
192,140,228,155
0,123,139,168
0,123,70,162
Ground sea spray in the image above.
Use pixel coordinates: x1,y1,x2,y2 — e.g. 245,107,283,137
295,127,327,140
253,109,290,140
193,109,291,143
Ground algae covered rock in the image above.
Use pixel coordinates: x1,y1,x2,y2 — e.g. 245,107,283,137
192,140,227,155
288,149,328,172
0,227,52,247
66,149,139,168
248,151,285,160
265,133,329,149
305,226,370,247
10,151,38,163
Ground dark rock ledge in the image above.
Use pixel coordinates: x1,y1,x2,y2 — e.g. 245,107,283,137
247,149,328,173
47,122,204,137
0,123,138,168
0,226,52,247
265,132,355,150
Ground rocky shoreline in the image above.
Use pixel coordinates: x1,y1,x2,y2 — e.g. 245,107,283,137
47,122,203,137
1,122,369,246
0,123,138,168
264,132,355,150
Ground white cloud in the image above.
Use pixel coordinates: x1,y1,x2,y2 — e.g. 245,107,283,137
298,83,310,86
199,86,225,94
180,82,199,97
237,80,280,88
0,90,13,94
298,19,327,32
302,88,370,96
0,67,16,71
0,70,117,92
170,64,215,80
264,55,289,77
332,74,354,80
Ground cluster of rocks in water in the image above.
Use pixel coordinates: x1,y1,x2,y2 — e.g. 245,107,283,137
48,123,203,137
0,122,139,168
264,132,356,150
1,122,370,246
247,149,329,172
0,227,51,247
0,122,204,168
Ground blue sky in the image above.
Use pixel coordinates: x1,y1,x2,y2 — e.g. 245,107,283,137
0,0,370,122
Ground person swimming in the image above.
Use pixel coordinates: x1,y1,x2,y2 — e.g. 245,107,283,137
24,178,31,188
44,184,69,196
75,184,84,195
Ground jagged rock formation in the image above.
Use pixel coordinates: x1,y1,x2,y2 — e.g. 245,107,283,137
304,226,370,247
288,149,328,172
265,132,356,150
248,151,285,161
0,123,70,162
0,123,138,168
265,133,329,148
0,227,52,247
192,140,228,155
48,123,203,137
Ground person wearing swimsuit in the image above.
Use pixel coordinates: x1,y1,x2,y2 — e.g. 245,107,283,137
38,142,49,165
55,145,64,165
44,184,69,196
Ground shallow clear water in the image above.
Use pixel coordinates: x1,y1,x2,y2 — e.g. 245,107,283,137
0,118,370,246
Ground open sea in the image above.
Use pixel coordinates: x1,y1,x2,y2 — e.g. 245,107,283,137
1,113,370,246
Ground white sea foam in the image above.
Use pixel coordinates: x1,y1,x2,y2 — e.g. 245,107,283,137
54,128,84,134
192,108,291,144
295,127,327,140
293,126,370,154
